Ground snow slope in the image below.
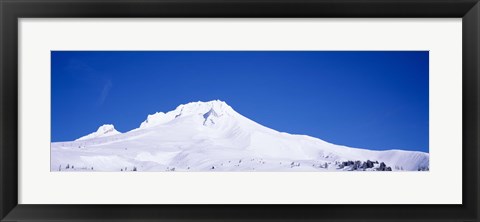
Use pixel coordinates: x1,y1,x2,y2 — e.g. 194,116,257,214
51,100,429,172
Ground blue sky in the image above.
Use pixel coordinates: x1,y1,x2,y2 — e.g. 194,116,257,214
51,51,429,152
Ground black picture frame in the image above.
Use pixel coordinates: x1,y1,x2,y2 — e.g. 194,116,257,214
1,0,479,221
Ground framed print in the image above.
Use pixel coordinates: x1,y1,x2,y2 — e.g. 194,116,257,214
1,0,479,221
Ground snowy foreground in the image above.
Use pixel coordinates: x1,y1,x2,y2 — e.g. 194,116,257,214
51,100,429,172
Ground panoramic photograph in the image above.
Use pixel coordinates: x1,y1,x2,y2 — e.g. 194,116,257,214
51,51,429,172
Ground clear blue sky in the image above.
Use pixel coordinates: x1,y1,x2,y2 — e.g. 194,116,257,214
51,51,429,152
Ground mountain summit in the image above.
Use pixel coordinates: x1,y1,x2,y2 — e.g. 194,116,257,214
53,100,429,172
75,124,121,141
139,100,234,129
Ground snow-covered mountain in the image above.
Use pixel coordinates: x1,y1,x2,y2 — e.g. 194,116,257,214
75,124,121,141
51,100,429,172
